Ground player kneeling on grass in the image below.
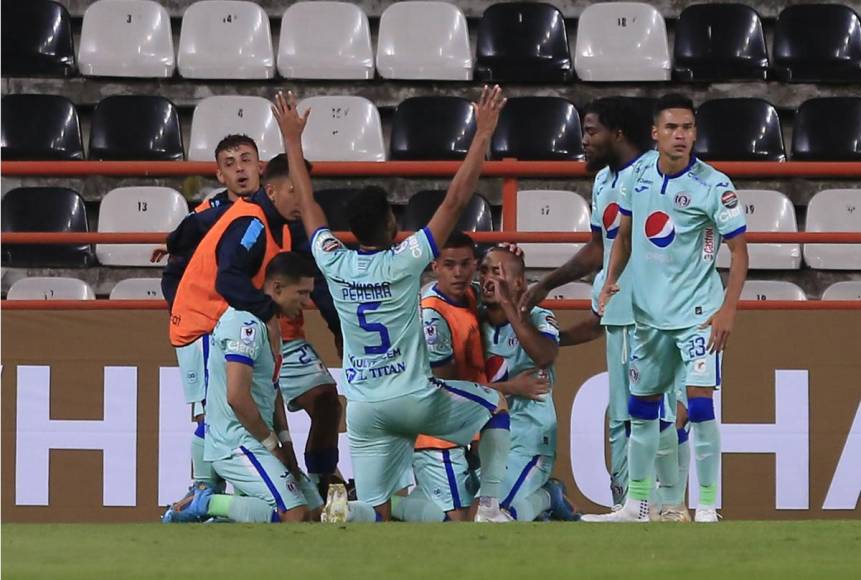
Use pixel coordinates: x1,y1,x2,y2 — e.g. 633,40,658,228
163,252,324,523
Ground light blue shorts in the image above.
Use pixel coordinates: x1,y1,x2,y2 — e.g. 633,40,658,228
413,447,476,512
175,335,209,405
347,379,499,506
500,451,554,514
628,324,722,398
279,339,336,411
211,443,306,513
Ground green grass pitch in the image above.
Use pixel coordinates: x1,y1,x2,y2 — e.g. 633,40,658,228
3,522,860,580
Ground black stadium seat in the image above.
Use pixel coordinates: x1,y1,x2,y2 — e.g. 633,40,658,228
401,191,493,233
1,0,76,77
791,97,861,161
1,95,84,160
474,2,573,82
491,97,583,161
673,4,769,81
695,99,785,162
390,97,476,161
89,96,184,161
1,187,95,268
772,4,861,82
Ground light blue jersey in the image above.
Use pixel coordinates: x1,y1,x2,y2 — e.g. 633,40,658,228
590,151,657,325
481,307,559,457
204,307,278,461
311,227,439,402
620,155,747,330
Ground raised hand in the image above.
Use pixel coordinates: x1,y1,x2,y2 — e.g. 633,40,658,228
519,283,549,313
272,90,310,144
473,85,506,138
700,305,735,354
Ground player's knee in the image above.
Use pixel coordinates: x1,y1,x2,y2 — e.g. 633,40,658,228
687,397,715,423
307,385,341,421
627,395,662,420
278,505,309,523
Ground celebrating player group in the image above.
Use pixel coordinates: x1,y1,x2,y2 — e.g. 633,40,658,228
159,85,748,525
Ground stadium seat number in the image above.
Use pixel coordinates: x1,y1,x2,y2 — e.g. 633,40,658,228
357,302,391,355
137,201,148,212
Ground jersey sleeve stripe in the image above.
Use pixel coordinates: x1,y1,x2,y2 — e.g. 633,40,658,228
590,225,602,233
723,225,746,240
422,227,440,258
225,354,254,367
310,226,330,247
619,207,632,216
540,331,560,343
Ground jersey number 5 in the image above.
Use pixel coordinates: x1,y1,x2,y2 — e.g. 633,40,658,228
357,302,391,355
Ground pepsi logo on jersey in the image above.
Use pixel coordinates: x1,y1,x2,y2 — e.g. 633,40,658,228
645,211,676,248
602,203,621,239
485,355,509,382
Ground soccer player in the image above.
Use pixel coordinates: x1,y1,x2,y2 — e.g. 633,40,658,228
585,93,748,523
283,86,517,522
392,234,550,522
479,248,576,522
165,252,324,523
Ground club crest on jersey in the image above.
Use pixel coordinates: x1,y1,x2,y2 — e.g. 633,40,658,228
645,211,676,248
602,203,621,239
721,191,739,209
674,193,691,208
485,355,509,382
423,321,438,345
241,323,256,344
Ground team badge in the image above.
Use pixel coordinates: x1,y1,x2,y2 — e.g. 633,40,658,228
674,193,691,208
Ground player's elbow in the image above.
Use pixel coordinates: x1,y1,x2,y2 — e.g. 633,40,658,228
532,344,559,369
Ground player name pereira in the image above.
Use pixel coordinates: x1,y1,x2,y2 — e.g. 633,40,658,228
341,282,393,302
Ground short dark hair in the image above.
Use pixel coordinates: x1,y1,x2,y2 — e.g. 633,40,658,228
265,251,317,283
654,93,696,120
584,97,653,152
487,246,525,276
347,186,392,246
214,134,258,161
262,153,313,185
442,231,476,255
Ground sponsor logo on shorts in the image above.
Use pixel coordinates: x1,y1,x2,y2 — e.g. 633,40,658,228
185,371,198,383
629,365,640,384
721,191,739,209
693,358,708,375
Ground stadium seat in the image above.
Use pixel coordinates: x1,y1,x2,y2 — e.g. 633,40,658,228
315,188,369,232
741,281,807,301
772,4,861,82
716,190,800,270
673,4,768,81
474,2,573,82
296,96,385,162
7,277,95,300
401,191,493,233
515,190,591,268
78,0,175,78
376,1,472,80
575,2,670,81
89,96,183,161
277,2,374,79
546,282,593,300
695,99,785,162
821,281,861,301
390,97,476,161
804,189,861,270
1,187,95,268
178,0,274,79
109,278,164,299
791,98,861,161
491,97,583,161
96,187,188,267
1,0,75,77
1,95,83,160
188,96,283,162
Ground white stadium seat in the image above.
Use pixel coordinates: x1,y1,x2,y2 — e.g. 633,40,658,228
548,282,593,300
188,96,284,162
821,281,861,300
575,2,671,81
278,2,374,79
376,1,472,80
79,0,175,78
516,191,591,269
110,278,164,299
96,187,188,266
717,190,801,270
297,96,385,162
8,277,95,300
178,1,274,79
741,280,807,301
804,189,861,270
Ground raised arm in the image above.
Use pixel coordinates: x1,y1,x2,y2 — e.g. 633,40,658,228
425,85,506,248
272,91,328,239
